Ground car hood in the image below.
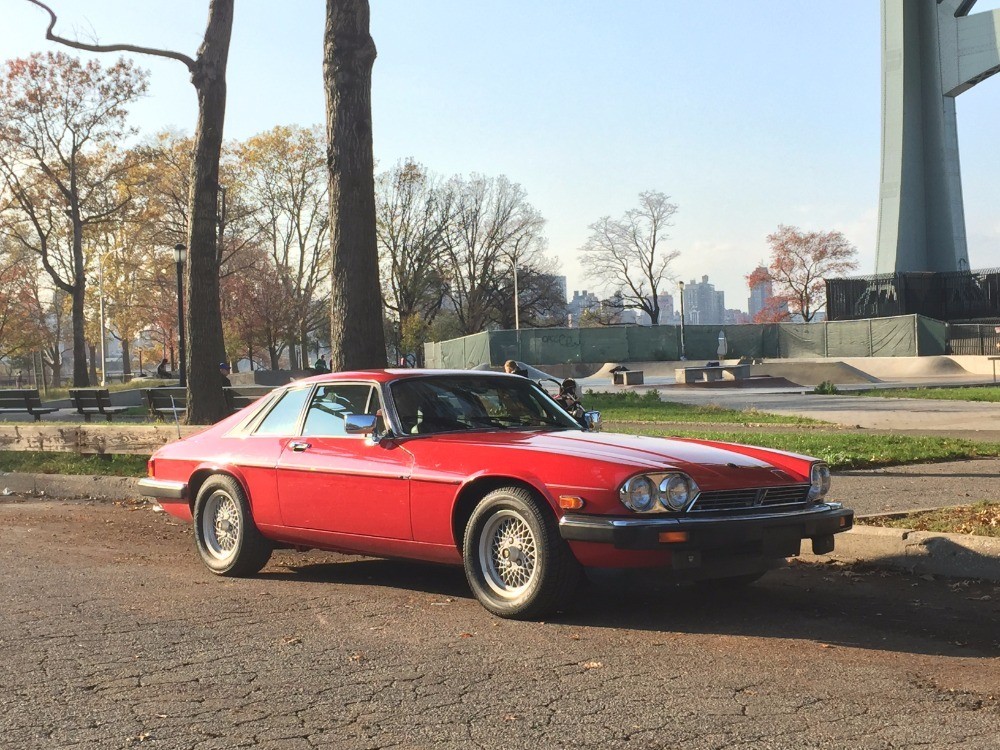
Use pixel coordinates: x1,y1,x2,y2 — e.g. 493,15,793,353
420,430,799,485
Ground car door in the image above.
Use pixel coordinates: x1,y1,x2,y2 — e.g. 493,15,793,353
275,382,413,539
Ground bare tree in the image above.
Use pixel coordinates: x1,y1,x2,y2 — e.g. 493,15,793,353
580,190,680,325
28,0,235,423
324,0,386,370
443,174,546,335
763,225,858,322
375,159,452,327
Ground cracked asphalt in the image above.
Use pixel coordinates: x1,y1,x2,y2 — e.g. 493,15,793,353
1,497,998,750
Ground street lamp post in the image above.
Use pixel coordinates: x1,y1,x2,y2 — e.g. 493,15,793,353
98,255,107,386
678,280,686,361
512,251,520,331
173,244,187,387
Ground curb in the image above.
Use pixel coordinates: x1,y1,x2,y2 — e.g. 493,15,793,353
1,472,141,501
3,472,999,583
800,525,1000,583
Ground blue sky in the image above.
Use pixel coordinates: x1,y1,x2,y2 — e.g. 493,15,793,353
3,0,1000,311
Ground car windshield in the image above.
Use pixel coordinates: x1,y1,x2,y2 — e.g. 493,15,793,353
389,375,581,435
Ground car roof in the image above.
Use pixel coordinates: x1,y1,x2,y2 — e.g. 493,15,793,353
291,369,515,385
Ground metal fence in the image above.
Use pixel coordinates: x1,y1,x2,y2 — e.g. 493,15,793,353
946,321,1000,355
826,269,1000,322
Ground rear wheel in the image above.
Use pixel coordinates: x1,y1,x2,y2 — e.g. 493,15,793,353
193,475,273,576
463,486,581,619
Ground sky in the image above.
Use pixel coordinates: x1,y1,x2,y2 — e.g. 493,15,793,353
3,0,1000,312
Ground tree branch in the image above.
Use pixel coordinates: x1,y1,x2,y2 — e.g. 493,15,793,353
26,0,197,71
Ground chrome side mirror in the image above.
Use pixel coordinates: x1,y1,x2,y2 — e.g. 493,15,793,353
583,410,601,431
345,413,378,435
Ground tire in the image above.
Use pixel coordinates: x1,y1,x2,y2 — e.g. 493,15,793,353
463,486,582,619
193,475,273,576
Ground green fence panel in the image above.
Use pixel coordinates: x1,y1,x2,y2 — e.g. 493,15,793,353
917,316,947,355
438,332,490,369
423,341,440,368
826,320,871,357
516,328,581,365
465,331,491,365
683,326,728,359
626,326,678,361
870,316,917,357
777,323,826,358
488,330,520,364
719,325,767,359
579,327,631,362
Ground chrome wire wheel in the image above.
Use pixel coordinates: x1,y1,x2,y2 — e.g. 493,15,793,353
201,490,241,562
478,509,538,599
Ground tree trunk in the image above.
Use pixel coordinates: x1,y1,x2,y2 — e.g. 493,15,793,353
88,342,98,385
121,338,132,378
289,342,299,370
184,0,234,424
323,0,386,371
300,326,309,369
269,346,280,371
71,285,89,387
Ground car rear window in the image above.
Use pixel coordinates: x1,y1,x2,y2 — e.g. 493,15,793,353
253,387,310,436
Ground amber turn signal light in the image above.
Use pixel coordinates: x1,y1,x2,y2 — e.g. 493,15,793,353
658,531,689,544
558,495,585,510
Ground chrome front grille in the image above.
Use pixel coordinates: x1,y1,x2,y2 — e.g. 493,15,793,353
689,484,811,513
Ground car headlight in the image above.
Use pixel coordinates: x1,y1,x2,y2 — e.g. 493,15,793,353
619,472,698,513
808,463,831,501
659,475,691,511
623,476,655,512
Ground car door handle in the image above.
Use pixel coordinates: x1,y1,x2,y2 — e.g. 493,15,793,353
289,441,311,452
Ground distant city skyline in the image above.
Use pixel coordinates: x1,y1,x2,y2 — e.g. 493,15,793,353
3,1,998,308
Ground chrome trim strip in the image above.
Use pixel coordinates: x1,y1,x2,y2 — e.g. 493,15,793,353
137,478,187,499
560,502,844,530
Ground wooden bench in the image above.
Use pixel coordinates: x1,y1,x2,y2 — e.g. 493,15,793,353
674,364,751,385
224,386,274,414
141,387,187,420
0,389,60,422
69,389,130,422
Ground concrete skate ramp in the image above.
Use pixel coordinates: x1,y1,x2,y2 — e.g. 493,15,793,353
839,356,972,379
750,361,879,385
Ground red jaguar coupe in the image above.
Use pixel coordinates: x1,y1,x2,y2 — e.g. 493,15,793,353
139,369,853,619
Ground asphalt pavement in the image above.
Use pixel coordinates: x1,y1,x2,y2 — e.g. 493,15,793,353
1,496,998,750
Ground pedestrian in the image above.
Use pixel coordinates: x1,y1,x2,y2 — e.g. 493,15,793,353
156,358,170,379
314,354,329,373
219,362,232,388
504,359,529,377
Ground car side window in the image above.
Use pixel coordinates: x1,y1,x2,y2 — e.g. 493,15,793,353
302,384,376,437
253,387,311,436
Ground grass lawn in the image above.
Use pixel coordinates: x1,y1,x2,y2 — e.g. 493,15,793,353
853,385,1000,402
608,426,1000,470
0,450,148,477
586,390,823,425
860,502,1000,538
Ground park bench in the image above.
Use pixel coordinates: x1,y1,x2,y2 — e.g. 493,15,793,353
0,389,60,421
674,363,751,385
224,386,274,414
69,389,130,422
141,387,187,420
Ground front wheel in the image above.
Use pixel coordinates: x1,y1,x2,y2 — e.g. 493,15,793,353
463,486,581,619
193,475,273,576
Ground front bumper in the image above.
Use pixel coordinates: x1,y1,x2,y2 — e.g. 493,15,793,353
559,502,853,555
137,478,188,500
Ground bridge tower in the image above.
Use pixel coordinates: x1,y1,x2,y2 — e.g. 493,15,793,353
876,0,1000,274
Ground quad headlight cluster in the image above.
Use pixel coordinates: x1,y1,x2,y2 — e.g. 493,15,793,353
619,472,700,513
808,462,832,502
